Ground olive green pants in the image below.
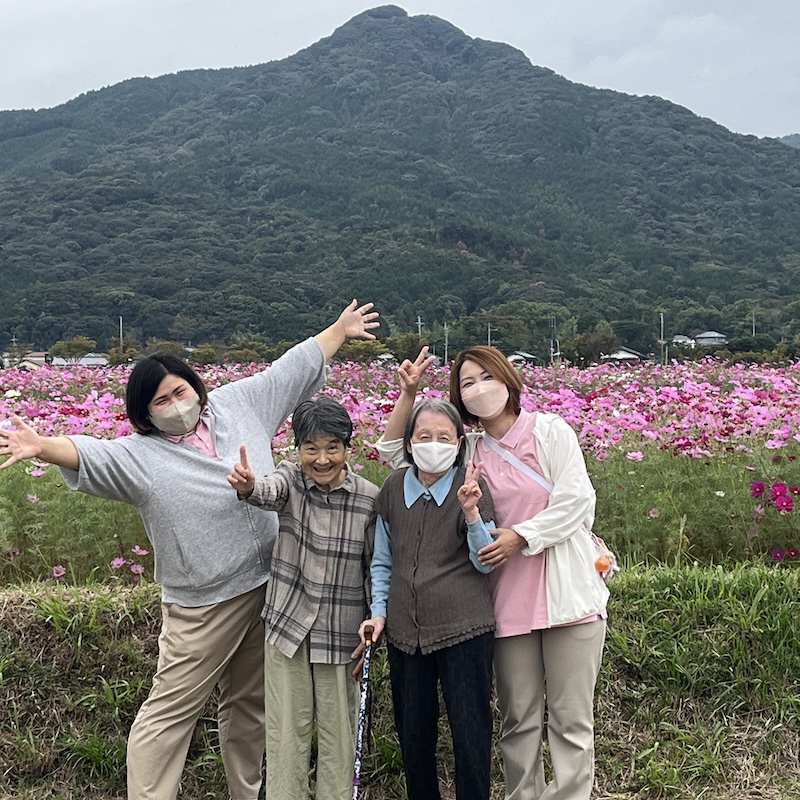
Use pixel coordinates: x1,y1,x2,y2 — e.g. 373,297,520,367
264,637,359,800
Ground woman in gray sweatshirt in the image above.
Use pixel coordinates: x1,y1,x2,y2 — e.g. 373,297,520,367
0,300,379,800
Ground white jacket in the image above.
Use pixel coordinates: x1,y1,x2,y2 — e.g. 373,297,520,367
376,411,609,626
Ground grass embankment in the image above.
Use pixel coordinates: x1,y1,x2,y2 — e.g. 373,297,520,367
1,565,799,799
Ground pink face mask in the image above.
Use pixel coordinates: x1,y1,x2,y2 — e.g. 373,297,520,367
460,379,509,420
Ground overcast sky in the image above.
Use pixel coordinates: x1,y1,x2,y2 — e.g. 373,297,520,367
2,1,797,138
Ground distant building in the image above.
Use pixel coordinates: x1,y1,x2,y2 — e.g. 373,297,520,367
2,351,109,369
508,350,537,365
2,351,50,370
51,352,110,367
601,346,647,362
671,334,695,348
694,331,727,348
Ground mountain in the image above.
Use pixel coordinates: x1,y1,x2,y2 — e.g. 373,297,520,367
1,4,800,358
782,134,800,149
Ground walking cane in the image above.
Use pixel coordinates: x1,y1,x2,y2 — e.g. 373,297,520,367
352,624,374,800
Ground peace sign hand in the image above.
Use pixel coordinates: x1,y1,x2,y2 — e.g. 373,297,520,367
457,459,483,519
227,444,256,497
397,346,436,396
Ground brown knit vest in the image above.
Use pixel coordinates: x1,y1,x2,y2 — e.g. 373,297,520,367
376,466,496,655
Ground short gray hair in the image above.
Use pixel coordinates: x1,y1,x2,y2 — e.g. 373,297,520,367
292,397,353,447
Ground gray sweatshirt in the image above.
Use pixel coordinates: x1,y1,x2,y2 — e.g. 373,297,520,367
60,338,325,606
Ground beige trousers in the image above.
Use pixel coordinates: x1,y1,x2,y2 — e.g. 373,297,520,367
264,638,359,800
127,584,267,800
494,619,606,800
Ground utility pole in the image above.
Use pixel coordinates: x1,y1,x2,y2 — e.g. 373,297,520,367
752,309,756,337
487,323,498,347
443,321,449,364
119,316,124,350
659,312,665,365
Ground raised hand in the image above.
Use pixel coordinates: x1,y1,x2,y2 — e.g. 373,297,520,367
457,459,483,519
397,346,436,395
227,444,256,497
336,299,380,340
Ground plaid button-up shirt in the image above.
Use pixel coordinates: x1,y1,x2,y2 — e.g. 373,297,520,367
247,460,379,664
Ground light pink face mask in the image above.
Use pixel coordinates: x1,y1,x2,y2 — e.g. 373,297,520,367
461,380,509,420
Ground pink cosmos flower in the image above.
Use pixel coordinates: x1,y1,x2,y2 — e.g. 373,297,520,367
131,545,149,556
770,482,788,500
648,508,660,518
26,493,39,503
771,548,786,562
130,563,145,575
788,548,800,558
775,494,794,513
52,565,66,579
626,451,643,461
110,557,126,570
752,504,765,518
749,481,765,498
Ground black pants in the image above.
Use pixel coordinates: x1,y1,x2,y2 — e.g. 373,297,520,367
387,632,494,800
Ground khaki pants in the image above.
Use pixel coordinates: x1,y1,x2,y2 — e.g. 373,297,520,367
264,638,359,800
494,619,606,800
127,585,267,800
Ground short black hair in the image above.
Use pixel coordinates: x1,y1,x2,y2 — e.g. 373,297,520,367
126,354,208,434
291,396,353,447
402,398,467,468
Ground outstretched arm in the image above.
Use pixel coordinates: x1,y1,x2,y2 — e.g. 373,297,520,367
313,299,380,361
382,346,436,441
0,415,79,471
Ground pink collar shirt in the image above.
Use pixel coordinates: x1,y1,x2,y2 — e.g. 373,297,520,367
161,410,217,458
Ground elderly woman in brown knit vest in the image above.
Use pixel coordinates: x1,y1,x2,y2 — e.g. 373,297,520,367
357,397,497,800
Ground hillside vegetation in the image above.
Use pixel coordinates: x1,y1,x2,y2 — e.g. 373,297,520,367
1,5,800,358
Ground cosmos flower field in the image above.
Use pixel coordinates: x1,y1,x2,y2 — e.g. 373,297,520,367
2,356,800,580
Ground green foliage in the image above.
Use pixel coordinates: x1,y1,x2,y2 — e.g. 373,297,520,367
188,343,219,365
335,338,389,361
384,332,428,363
48,335,97,361
0,8,798,357
143,337,184,356
592,443,800,567
2,569,800,797
0,467,148,584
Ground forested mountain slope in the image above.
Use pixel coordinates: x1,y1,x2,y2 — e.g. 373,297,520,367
1,5,799,357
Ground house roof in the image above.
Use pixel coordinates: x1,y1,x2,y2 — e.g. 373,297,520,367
601,346,647,361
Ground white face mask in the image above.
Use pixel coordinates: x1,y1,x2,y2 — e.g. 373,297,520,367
149,392,201,435
461,380,509,420
410,441,459,474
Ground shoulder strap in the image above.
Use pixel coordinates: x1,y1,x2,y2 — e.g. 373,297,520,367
482,435,554,494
